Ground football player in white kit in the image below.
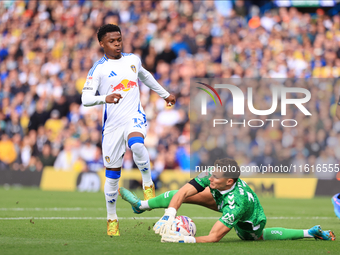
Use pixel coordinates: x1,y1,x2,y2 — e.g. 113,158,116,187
81,24,176,236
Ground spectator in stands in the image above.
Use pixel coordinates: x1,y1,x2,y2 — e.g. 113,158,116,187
79,139,97,163
39,143,56,167
44,110,64,142
86,146,104,173
0,134,17,170
6,111,24,138
28,99,49,131
53,138,79,171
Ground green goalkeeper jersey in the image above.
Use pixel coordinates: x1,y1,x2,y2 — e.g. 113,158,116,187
194,173,267,230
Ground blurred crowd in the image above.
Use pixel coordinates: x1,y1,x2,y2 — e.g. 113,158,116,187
0,1,340,179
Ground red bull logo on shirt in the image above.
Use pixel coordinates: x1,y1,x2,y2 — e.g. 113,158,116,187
111,79,137,93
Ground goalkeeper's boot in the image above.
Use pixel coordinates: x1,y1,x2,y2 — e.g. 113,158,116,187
308,225,335,241
118,187,145,214
107,219,120,236
332,193,340,219
143,183,155,200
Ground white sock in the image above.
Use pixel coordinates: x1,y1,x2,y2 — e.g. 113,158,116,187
140,200,151,210
104,177,119,221
130,143,153,187
303,230,313,238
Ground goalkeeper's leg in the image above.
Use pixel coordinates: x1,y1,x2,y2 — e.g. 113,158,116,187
120,187,218,212
262,226,335,241
118,187,174,213
142,187,218,211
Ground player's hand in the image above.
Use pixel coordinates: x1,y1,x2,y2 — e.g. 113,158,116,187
161,231,184,243
105,93,123,104
165,94,176,107
153,207,177,235
161,231,196,243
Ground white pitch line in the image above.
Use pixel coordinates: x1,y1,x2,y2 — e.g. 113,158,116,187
181,217,334,220
0,208,87,211
0,216,334,220
0,208,129,211
0,217,155,220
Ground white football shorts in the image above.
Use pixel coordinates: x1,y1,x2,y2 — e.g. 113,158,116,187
102,115,147,168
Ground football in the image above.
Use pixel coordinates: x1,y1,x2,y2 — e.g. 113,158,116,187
175,215,197,236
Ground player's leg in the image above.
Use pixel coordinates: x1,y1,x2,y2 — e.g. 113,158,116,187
183,187,219,211
332,193,340,219
118,187,166,214
102,130,126,236
105,168,121,236
119,187,218,213
127,124,155,200
262,225,335,241
141,189,217,210
233,221,334,242
234,221,266,241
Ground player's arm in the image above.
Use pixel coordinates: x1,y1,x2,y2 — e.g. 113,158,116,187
161,220,231,243
154,174,211,235
336,96,340,120
153,183,198,235
138,65,176,106
154,175,209,235
82,69,122,106
195,221,231,243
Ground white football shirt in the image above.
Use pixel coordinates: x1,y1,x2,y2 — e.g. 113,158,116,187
82,53,169,135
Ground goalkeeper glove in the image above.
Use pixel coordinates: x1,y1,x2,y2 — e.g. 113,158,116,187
153,207,177,235
161,231,196,243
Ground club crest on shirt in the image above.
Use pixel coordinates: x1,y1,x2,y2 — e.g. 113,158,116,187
131,65,136,73
105,156,110,163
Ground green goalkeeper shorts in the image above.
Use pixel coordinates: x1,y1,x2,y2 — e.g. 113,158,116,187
234,220,266,241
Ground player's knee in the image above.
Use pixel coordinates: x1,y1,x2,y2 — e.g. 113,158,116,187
129,137,145,156
105,169,121,179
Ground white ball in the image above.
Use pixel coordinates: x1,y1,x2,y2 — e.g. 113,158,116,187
175,215,196,237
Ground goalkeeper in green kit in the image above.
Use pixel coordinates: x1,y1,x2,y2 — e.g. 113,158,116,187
119,158,335,243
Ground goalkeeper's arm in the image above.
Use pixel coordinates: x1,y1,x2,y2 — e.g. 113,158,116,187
153,183,198,235
195,221,231,243
162,221,231,243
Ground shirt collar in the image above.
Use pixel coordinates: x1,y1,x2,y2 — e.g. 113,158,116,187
218,182,236,195
104,54,123,61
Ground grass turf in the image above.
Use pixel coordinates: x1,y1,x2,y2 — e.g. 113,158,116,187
0,187,339,255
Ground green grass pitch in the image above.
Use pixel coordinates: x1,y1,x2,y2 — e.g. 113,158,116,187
0,187,339,255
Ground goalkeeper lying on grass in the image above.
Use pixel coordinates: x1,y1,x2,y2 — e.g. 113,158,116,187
119,158,335,243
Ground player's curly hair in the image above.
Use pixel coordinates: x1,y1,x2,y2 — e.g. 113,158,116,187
97,24,121,42
214,158,240,183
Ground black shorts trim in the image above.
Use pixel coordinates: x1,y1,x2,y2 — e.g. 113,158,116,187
188,178,205,193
